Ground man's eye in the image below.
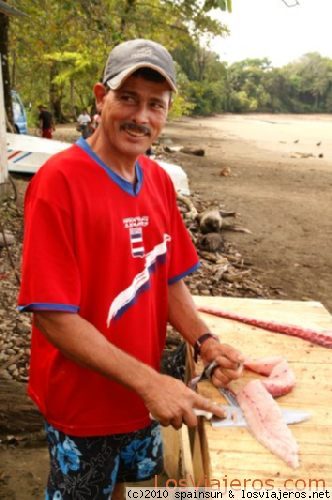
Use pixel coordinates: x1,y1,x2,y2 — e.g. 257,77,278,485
151,102,165,109
121,95,136,103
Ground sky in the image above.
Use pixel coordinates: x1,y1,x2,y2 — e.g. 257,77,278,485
210,0,332,67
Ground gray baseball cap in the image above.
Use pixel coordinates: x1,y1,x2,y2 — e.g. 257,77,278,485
103,39,177,92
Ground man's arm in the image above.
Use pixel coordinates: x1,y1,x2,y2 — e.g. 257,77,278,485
35,311,224,429
168,279,244,387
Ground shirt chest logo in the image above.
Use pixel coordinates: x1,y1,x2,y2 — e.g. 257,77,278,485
123,216,149,258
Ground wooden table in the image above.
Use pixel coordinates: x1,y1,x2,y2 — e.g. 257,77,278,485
180,297,332,488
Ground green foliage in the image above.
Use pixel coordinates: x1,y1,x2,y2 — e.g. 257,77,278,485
188,80,227,115
5,1,332,120
8,0,230,120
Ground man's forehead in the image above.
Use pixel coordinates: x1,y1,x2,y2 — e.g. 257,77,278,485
116,74,172,95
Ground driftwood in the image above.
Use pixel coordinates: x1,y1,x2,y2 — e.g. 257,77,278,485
181,147,205,157
221,223,252,234
222,270,251,283
198,250,228,265
176,193,198,221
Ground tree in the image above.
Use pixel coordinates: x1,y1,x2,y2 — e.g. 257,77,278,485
0,3,14,128
284,53,332,111
9,0,231,121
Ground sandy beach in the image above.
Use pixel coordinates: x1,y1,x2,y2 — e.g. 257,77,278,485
164,113,332,312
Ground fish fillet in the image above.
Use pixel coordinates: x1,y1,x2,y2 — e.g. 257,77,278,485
244,357,296,397
261,360,296,397
244,356,284,375
236,379,299,469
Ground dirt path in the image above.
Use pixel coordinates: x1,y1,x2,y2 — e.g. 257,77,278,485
1,114,331,498
163,113,332,312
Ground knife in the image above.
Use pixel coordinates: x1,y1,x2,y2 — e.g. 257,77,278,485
210,403,311,427
149,405,310,426
189,363,311,427
211,387,311,427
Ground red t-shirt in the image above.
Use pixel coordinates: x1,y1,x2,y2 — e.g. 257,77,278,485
18,139,199,436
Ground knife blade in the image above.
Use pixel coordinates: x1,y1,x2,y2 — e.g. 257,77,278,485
211,404,311,427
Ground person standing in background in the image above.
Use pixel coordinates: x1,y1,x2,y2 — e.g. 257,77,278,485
77,108,92,138
37,105,55,139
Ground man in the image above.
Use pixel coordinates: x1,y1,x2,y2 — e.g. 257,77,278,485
77,108,92,138
19,39,244,499
38,104,55,139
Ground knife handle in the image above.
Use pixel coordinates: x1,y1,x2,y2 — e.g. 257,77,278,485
149,408,213,421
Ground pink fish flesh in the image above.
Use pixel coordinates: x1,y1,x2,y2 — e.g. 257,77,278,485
198,305,332,348
244,356,284,375
236,379,300,469
244,357,296,397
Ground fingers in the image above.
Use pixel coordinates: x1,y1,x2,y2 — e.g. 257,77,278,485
217,344,245,365
214,354,243,371
152,407,198,429
191,394,225,420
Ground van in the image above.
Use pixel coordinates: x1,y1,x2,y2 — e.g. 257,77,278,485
11,90,28,134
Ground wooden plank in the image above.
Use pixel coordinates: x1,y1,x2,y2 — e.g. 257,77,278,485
162,427,181,480
190,297,332,488
192,425,204,481
180,425,195,480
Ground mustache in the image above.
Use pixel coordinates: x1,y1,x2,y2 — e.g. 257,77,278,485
120,122,151,136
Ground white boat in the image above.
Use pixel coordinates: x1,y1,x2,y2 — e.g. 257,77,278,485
6,133,190,195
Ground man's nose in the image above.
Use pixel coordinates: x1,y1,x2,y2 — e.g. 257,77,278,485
133,103,149,123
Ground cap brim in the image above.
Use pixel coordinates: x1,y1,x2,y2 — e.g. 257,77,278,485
105,63,177,92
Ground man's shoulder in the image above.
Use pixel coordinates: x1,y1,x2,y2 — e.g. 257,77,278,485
139,155,166,173
37,143,86,177
139,155,173,185
28,144,90,199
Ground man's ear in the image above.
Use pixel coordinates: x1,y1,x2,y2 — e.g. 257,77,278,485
93,83,107,112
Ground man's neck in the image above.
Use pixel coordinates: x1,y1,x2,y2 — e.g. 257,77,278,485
87,132,137,183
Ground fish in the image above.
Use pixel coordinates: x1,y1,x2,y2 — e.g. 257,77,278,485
261,360,296,397
236,379,300,469
197,305,332,348
244,357,296,397
244,356,284,375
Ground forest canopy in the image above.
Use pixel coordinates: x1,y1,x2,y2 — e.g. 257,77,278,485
3,0,332,122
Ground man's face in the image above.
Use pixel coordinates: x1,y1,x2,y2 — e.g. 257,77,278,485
97,75,171,158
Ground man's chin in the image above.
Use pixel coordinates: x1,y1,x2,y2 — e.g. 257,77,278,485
121,142,151,157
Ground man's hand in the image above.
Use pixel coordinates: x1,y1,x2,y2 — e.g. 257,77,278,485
139,373,224,430
200,338,244,387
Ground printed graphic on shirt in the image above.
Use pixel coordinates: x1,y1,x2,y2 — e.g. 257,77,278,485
129,227,145,258
123,216,149,259
123,216,149,229
107,233,171,327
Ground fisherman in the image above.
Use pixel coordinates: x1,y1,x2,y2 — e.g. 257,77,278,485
18,39,244,498
37,104,55,139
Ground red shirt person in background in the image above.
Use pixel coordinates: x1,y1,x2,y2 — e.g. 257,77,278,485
38,104,55,139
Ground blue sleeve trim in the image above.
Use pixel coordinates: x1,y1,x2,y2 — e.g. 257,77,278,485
168,262,200,285
17,303,79,313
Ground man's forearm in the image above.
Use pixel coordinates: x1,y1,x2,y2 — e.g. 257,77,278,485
35,312,158,398
34,310,226,426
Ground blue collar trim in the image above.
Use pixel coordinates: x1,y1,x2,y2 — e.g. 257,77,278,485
76,137,143,196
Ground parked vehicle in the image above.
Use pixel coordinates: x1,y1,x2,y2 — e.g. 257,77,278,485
11,90,28,134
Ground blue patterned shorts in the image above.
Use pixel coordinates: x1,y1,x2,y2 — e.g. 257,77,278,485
45,421,163,499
